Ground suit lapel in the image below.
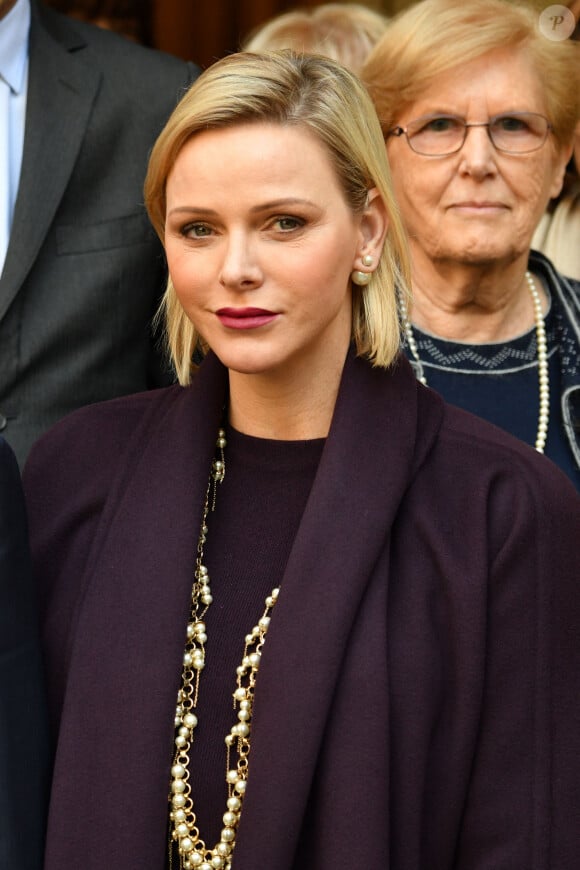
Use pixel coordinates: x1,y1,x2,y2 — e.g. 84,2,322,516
0,3,101,321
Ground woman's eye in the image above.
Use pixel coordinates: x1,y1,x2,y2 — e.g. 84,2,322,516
183,223,212,238
494,115,528,133
273,216,304,232
423,117,459,133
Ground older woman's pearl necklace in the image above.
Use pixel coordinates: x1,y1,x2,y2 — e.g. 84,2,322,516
169,429,280,870
398,272,550,453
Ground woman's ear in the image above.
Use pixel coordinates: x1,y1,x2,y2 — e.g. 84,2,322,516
353,187,389,271
549,140,575,200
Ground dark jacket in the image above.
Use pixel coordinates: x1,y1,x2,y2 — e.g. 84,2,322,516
0,436,50,870
23,351,580,870
530,250,580,469
0,0,198,466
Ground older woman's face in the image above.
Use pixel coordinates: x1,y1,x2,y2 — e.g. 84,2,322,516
386,47,570,274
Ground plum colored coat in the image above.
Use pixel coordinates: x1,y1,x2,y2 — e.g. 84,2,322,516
23,350,580,870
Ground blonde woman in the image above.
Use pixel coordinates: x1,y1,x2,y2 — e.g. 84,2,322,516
24,50,580,870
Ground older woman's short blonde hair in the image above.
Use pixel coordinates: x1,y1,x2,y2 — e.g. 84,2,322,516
362,0,580,147
243,3,389,75
144,50,410,385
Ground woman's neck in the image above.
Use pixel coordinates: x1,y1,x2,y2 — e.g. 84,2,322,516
227,351,346,441
409,257,547,343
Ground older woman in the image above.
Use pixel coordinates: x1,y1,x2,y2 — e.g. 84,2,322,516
363,0,580,488
23,51,580,870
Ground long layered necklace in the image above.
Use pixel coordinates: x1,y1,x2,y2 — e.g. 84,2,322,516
169,428,280,870
397,271,550,453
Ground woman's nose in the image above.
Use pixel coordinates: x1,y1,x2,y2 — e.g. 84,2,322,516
218,232,263,289
457,124,498,178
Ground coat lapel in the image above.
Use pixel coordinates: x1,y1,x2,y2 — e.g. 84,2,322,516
0,2,101,321
234,351,443,868
45,356,229,867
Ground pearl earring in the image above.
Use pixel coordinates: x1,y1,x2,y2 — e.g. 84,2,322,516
351,254,374,286
351,270,373,286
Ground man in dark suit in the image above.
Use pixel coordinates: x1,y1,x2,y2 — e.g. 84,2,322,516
0,435,50,869
0,0,198,466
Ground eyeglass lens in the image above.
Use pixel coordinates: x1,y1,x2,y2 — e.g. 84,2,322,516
405,113,550,155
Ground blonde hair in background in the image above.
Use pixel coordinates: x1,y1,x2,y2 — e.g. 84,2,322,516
362,0,580,148
243,3,389,74
144,50,410,385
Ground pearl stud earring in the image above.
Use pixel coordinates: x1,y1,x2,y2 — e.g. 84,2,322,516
351,254,374,286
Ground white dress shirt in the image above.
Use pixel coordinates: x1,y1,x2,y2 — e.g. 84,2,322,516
0,0,30,275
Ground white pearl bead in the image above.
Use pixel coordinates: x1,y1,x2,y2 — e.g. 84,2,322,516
183,713,198,729
172,794,186,808
226,770,238,783
234,779,247,793
176,823,189,838
227,797,241,811
221,827,236,842
171,779,186,793
223,811,237,826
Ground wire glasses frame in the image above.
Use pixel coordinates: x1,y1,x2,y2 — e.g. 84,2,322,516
387,112,553,156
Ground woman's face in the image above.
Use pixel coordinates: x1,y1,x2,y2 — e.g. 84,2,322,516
386,47,571,276
164,122,374,380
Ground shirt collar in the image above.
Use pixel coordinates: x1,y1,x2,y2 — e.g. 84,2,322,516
0,0,30,95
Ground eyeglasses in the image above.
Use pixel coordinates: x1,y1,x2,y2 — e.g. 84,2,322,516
387,112,552,156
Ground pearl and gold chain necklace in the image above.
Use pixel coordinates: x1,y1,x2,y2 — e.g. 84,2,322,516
397,271,550,453
169,428,280,870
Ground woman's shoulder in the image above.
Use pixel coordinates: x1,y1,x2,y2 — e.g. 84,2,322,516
426,390,579,512
23,385,185,494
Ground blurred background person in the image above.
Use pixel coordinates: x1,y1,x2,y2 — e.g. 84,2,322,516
363,0,580,489
0,435,50,870
243,2,389,74
532,126,580,282
0,0,198,467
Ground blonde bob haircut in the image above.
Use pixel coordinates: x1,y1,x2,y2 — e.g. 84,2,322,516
144,50,410,385
362,0,580,148
243,3,389,75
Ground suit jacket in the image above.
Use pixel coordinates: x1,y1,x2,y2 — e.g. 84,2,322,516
23,351,580,870
0,0,198,466
0,436,50,870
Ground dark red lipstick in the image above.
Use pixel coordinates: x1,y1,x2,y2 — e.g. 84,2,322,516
216,307,278,330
